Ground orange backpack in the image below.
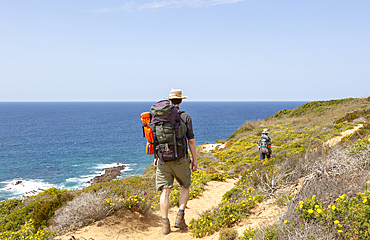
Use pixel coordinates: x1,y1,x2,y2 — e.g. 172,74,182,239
140,112,154,154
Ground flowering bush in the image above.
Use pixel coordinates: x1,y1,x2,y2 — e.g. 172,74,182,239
350,137,370,153
237,227,256,240
219,228,238,240
189,189,264,238
296,185,370,239
105,193,154,215
0,219,54,240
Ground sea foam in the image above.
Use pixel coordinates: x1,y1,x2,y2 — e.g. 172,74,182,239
0,179,61,199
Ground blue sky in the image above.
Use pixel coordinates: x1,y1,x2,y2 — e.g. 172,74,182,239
0,0,369,101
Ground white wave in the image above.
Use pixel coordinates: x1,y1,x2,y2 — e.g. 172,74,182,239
66,175,95,183
0,179,59,197
63,163,131,189
122,166,133,172
91,162,133,173
0,163,138,200
65,174,97,188
92,162,127,170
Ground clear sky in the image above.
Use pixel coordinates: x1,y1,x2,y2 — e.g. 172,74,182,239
0,0,369,101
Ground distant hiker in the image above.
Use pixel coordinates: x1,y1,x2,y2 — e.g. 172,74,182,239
152,89,197,235
258,129,272,162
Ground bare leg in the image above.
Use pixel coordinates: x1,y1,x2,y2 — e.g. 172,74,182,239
175,186,189,229
160,188,171,218
179,186,189,210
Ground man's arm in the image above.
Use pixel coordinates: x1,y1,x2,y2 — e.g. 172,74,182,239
188,138,197,172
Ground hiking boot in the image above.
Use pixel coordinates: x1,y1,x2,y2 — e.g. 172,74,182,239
162,219,171,235
174,212,188,229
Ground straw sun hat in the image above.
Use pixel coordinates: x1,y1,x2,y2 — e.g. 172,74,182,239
163,89,188,100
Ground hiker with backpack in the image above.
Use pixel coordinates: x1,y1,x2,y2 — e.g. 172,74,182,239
149,89,197,235
258,129,272,162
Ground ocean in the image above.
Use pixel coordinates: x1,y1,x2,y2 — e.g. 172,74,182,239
0,101,305,201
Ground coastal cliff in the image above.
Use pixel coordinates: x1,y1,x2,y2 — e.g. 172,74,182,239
1,97,370,240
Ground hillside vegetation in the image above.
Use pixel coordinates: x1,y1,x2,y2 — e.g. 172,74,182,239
1,97,370,240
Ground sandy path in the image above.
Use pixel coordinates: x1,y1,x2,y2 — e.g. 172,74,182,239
325,124,363,147
57,125,365,240
202,177,304,240
57,178,237,240
201,143,226,153
201,125,365,239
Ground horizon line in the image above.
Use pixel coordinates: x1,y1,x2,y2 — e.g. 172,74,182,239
0,99,313,103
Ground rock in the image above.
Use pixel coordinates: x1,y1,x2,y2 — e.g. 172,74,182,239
15,180,23,185
86,164,126,185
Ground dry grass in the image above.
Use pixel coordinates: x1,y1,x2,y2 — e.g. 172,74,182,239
253,220,339,240
250,142,370,239
47,190,114,233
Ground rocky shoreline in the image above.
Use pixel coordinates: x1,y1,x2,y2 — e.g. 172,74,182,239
86,163,126,185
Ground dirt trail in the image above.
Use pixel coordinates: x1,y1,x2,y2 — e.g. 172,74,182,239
325,124,363,147
202,123,365,239
57,125,364,240
202,177,305,240
57,178,237,240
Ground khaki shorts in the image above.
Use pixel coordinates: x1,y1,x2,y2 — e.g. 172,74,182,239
156,156,192,191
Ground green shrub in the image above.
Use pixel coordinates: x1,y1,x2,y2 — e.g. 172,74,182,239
297,185,370,239
275,194,293,206
2,200,37,232
105,193,154,215
219,228,238,240
264,224,280,240
37,187,67,197
0,189,75,234
189,194,264,238
0,199,22,228
350,137,370,153
335,108,370,124
34,191,74,232
238,227,256,240
0,219,54,240
223,188,244,201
